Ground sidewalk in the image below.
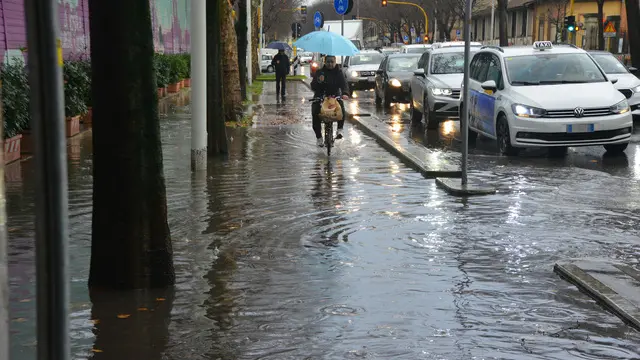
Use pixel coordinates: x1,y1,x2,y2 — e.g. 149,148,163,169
299,77,460,178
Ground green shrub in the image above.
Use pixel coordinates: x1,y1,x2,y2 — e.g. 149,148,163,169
180,53,191,79
76,59,92,107
63,60,89,117
154,53,170,88
167,54,187,84
1,58,30,138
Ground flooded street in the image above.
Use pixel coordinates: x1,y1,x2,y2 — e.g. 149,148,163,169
7,83,640,359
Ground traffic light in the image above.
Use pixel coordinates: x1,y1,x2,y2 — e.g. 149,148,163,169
382,0,387,7
301,6,307,15
297,23,302,36
424,35,429,43
565,15,576,32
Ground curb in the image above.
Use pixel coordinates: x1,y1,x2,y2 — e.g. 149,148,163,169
347,114,461,179
554,261,640,330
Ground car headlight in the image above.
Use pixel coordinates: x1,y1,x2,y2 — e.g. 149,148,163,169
610,99,630,114
511,104,546,118
431,88,452,96
311,62,318,68
351,71,359,78
390,78,402,87
632,85,640,93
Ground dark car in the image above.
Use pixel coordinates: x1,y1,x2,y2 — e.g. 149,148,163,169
374,53,422,108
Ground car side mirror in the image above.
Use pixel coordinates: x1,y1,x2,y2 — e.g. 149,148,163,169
376,69,384,75
343,64,348,68
413,68,425,77
610,77,619,84
628,66,638,73
481,80,497,92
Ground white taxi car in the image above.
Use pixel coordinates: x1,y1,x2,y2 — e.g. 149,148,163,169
463,41,632,156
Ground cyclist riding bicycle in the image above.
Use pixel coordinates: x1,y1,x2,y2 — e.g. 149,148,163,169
311,55,350,147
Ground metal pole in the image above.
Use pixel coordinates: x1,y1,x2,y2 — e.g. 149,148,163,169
461,0,472,186
191,0,207,170
490,0,495,42
341,14,344,63
24,0,70,357
247,0,252,87
357,0,359,18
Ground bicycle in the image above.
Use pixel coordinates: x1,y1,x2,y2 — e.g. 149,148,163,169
310,95,344,156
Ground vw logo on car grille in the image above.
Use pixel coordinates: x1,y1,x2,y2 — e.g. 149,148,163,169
573,107,584,117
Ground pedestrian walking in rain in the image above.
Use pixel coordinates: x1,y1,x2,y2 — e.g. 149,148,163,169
271,49,290,100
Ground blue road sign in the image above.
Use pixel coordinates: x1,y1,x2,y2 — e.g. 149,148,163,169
334,0,348,15
314,11,324,28
416,37,420,43
403,35,409,41
456,29,461,36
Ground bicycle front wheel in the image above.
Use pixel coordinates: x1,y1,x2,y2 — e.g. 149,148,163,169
324,122,333,156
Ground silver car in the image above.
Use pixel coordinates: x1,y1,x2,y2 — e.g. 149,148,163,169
410,47,476,129
589,50,640,118
342,51,385,94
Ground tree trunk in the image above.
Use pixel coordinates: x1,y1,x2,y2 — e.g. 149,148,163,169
88,0,174,289
597,0,605,50
0,78,7,360
222,0,243,121
207,0,229,154
625,0,640,67
237,0,248,100
498,0,508,46
252,1,260,80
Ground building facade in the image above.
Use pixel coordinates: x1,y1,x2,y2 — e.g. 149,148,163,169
0,0,191,63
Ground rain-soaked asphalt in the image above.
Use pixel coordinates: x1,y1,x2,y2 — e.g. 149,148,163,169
6,80,640,359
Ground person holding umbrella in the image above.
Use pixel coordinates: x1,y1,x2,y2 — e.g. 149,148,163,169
271,49,290,100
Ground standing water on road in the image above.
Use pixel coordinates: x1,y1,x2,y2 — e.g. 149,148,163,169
6,83,640,359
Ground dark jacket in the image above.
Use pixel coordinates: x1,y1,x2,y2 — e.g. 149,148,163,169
311,66,350,97
271,53,290,75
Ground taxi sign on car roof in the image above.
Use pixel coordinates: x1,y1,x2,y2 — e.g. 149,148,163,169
533,41,553,50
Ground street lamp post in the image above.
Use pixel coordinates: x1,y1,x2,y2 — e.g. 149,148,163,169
24,0,70,357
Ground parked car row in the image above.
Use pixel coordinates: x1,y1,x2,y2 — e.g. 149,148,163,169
420,41,638,156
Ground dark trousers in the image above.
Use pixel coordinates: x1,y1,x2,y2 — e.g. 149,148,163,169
275,73,286,97
311,99,345,139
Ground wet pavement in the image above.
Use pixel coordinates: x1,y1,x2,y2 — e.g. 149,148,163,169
6,83,640,359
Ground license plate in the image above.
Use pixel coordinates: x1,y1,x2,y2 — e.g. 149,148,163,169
367,76,375,82
567,124,595,133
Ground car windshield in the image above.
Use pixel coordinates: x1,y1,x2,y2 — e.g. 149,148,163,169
591,53,629,74
430,52,465,74
388,56,420,72
506,53,607,84
350,53,384,65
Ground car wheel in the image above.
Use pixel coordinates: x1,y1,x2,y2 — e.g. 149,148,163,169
548,146,568,157
468,127,478,143
383,89,391,108
496,115,519,156
603,143,628,154
410,99,422,123
267,65,274,73
423,97,438,130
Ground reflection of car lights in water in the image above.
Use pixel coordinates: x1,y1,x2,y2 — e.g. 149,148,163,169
352,91,358,98
396,103,407,111
349,101,358,114
392,114,400,122
391,123,402,132
349,128,362,145
441,120,455,135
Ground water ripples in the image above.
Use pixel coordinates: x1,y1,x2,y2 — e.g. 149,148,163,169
6,85,640,359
